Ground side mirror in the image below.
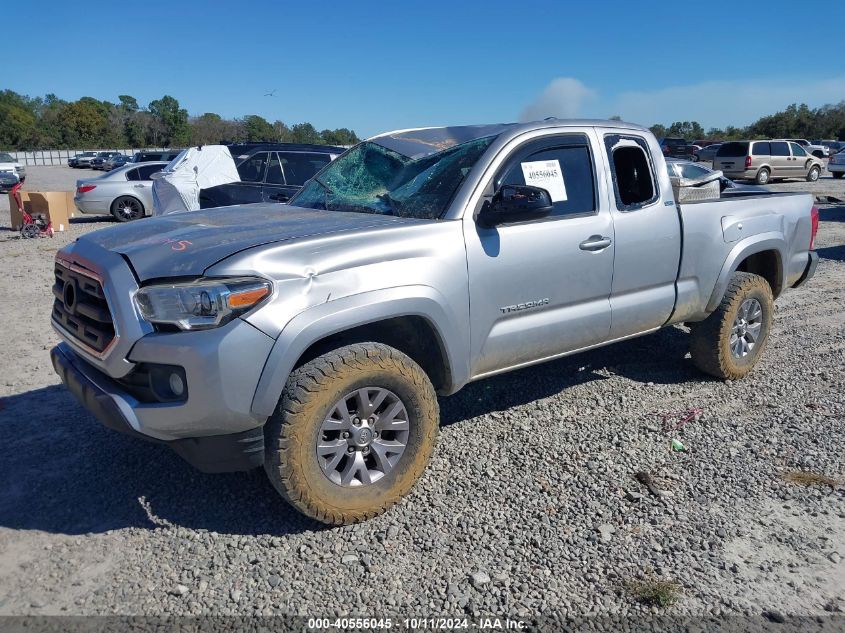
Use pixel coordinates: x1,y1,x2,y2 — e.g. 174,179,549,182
477,184,553,227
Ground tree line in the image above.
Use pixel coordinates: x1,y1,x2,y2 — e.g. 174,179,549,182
0,90,360,150
648,102,845,142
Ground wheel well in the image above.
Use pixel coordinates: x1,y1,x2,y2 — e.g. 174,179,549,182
735,249,782,297
294,316,452,393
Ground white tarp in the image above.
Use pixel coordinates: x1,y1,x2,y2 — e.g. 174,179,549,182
151,145,239,216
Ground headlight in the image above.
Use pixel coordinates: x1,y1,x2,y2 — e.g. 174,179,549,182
134,277,272,330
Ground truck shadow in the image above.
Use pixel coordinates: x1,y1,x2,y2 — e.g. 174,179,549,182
0,326,695,537
817,245,844,262
441,325,697,426
0,385,319,537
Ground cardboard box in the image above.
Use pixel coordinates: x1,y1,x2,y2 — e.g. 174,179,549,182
8,191,31,230
8,190,72,231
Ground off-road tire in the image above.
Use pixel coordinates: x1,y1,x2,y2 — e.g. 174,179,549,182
689,272,773,380
755,168,770,185
264,342,439,525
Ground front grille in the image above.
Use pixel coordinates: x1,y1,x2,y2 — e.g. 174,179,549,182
52,262,115,354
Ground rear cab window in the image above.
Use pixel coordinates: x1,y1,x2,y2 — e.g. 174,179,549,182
604,135,659,211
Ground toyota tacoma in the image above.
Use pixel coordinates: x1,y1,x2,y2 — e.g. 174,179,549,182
50,120,819,524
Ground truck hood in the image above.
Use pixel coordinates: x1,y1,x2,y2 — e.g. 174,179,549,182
75,204,415,281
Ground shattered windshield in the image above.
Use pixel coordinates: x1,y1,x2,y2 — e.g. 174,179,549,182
290,135,497,220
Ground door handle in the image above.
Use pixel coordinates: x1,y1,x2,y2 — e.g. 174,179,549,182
579,235,612,251
270,194,290,202
133,184,146,188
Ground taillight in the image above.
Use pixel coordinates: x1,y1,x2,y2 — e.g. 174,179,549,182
77,184,96,194
810,205,819,250
745,155,753,169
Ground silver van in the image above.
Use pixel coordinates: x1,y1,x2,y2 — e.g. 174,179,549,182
714,140,823,184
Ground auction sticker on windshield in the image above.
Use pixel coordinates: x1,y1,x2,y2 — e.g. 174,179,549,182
520,159,567,202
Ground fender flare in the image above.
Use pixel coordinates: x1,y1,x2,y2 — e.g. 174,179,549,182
705,232,786,313
250,285,468,417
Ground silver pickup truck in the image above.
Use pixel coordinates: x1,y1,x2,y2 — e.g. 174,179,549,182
50,120,819,524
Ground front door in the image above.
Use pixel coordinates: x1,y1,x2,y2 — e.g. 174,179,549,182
769,141,791,178
464,131,615,378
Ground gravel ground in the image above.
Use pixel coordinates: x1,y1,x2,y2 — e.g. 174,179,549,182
0,166,843,625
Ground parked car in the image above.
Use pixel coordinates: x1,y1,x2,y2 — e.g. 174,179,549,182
68,153,87,167
50,120,818,525
129,150,182,164
0,151,26,183
658,137,693,158
786,139,828,158
693,139,724,149
73,161,167,221
828,149,845,179
90,151,122,170
665,158,767,197
103,154,131,171
820,140,845,155
199,143,345,208
72,151,102,168
687,145,703,161
694,143,722,162
714,140,824,184
0,170,19,193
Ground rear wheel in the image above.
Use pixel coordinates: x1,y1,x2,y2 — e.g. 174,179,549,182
111,196,144,221
755,168,770,185
806,165,820,182
690,272,773,380
264,342,440,525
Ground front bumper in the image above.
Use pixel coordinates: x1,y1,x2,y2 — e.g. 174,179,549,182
792,251,819,288
51,342,266,472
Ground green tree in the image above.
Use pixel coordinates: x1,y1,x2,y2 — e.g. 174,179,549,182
148,95,189,146
649,124,667,139
321,127,359,146
289,122,321,144
242,115,275,142
118,95,139,112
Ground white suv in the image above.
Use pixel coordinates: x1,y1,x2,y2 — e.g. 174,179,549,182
0,152,26,183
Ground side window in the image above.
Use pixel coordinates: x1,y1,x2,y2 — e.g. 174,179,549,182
770,141,790,157
494,135,596,219
125,168,140,181
604,135,658,211
237,152,269,183
752,142,771,156
265,153,285,185
137,164,162,180
279,152,331,186
790,143,807,157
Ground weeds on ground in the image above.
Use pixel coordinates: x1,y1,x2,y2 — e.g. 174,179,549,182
625,578,683,607
782,470,841,488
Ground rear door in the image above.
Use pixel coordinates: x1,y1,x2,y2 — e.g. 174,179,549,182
204,151,269,206
789,143,809,177
769,141,790,177
603,133,681,339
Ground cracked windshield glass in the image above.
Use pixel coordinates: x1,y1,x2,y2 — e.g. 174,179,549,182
290,135,497,220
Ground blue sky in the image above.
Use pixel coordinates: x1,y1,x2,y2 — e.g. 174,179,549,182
8,1,845,137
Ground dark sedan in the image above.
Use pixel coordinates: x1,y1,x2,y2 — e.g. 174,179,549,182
199,143,345,208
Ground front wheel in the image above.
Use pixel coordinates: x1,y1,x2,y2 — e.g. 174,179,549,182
264,342,440,525
806,166,820,182
690,272,773,380
111,195,144,221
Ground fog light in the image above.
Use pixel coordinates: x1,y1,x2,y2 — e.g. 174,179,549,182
169,372,185,397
